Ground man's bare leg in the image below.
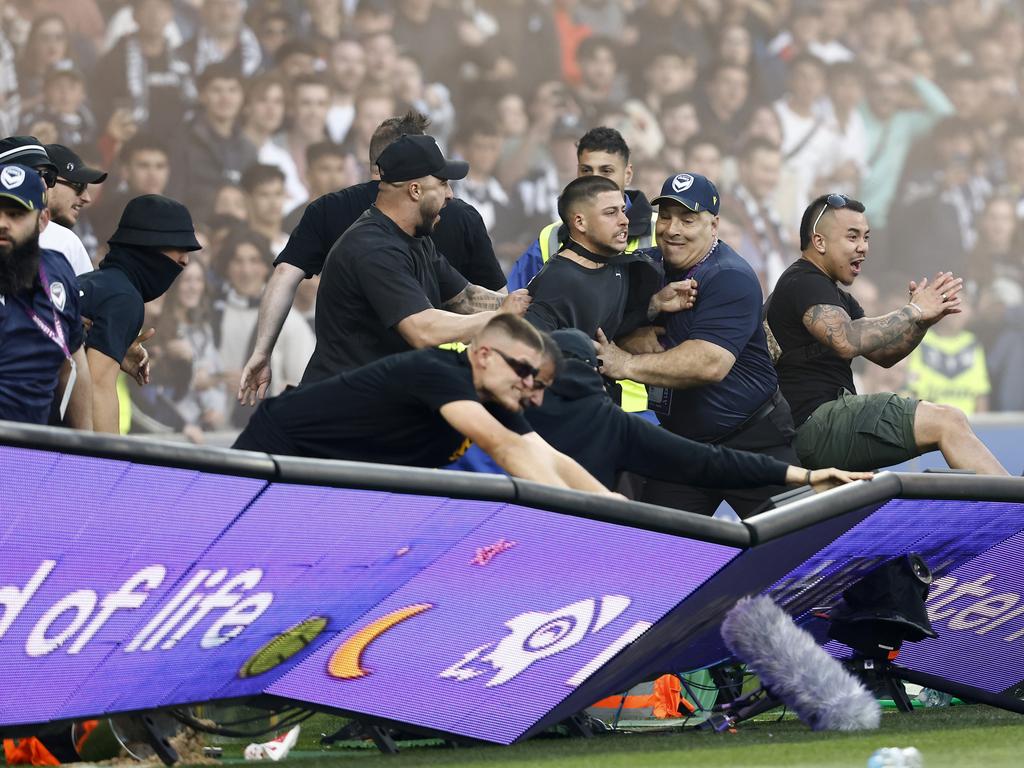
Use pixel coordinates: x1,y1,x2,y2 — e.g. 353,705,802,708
913,401,1009,475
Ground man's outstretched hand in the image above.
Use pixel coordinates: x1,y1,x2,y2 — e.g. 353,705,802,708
238,351,272,406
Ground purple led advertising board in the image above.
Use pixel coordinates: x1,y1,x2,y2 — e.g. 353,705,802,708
764,497,1024,696
0,444,742,744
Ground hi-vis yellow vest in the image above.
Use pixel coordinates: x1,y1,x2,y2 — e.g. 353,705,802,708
537,216,657,413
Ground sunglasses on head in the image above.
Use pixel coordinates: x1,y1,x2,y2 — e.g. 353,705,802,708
55,178,88,196
491,347,541,383
811,193,850,237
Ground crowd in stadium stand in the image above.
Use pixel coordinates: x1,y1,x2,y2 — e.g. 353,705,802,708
1,0,1023,445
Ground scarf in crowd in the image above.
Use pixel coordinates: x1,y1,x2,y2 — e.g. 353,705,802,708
101,244,183,303
193,25,261,78
733,183,785,279
124,35,196,123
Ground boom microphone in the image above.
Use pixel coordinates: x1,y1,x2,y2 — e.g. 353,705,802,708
720,595,880,731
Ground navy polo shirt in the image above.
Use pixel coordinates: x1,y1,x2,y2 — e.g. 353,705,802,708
0,248,83,424
654,239,778,442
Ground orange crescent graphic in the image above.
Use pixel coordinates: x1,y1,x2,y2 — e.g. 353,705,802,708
328,603,433,679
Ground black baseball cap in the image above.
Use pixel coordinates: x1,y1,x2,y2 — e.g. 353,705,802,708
0,136,58,185
376,134,469,183
45,144,108,185
652,172,720,216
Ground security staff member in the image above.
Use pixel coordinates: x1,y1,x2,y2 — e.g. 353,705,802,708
78,195,200,433
597,173,799,517
0,164,91,428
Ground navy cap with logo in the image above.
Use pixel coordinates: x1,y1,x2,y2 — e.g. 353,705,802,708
44,144,108,185
652,172,720,216
0,164,48,211
376,134,469,183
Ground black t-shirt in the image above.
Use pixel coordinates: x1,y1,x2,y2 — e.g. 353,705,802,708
236,348,532,466
766,258,866,425
524,255,629,338
78,268,145,363
302,206,469,382
275,181,506,289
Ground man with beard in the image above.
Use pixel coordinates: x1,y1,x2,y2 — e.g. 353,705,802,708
300,134,530,383
78,195,200,433
596,172,799,517
238,112,508,403
0,164,91,428
0,136,93,276
765,193,1007,475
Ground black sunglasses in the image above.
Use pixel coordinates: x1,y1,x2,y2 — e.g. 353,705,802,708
36,167,57,189
811,193,850,236
55,178,88,196
54,178,87,195
491,347,541,383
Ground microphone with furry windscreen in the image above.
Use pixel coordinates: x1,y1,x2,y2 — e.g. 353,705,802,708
720,595,880,731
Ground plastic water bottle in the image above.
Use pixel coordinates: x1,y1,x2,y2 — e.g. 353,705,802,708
917,687,953,707
867,747,923,768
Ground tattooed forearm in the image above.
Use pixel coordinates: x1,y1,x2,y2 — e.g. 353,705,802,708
442,284,504,314
803,303,926,364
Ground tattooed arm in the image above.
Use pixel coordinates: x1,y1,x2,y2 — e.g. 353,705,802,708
443,284,530,314
802,272,964,368
802,303,926,368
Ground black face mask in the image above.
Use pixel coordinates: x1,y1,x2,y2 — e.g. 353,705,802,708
0,231,41,296
100,244,183,303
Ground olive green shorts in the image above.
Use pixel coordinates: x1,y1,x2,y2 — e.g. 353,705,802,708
794,390,919,471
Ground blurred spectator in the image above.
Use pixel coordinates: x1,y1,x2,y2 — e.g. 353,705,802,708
682,136,723,184
253,10,293,61
21,62,96,148
341,89,396,179
143,259,227,442
90,132,170,247
572,36,626,125
173,63,257,214
240,163,288,254
283,141,351,232
177,0,262,79
640,49,697,118
213,227,314,413
361,32,399,91
271,38,319,83
454,117,522,262
240,72,305,211
303,0,345,46
212,182,249,223
281,74,331,194
858,62,954,236
392,0,465,83
325,37,366,143
724,139,788,295
907,303,990,416
658,94,700,171
890,118,991,284
623,0,710,82
17,14,72,115
773,55,846,229
91,0,195,144
696,63,754,152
